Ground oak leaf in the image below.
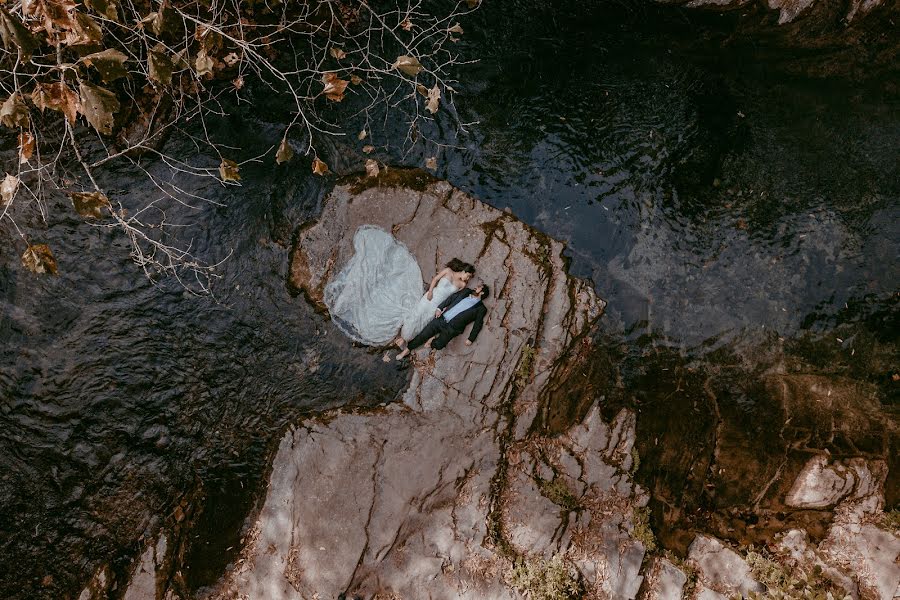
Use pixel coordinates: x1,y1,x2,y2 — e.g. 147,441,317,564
311,157,328,176
82,48,129,82
276,138,294,165
70,190,109,218
18,132,35,163
393,55,423,76
0,8,39,60
1,174,19,205
322,72,348,102
219,159,240,181
425,84,440,114
365,159,379,178
32,83,79,124
0,93,30,128
79,82,118,135
22,244,58,275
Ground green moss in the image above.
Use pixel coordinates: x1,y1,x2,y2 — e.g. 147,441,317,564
883,509,900,533
537,478,580,511
630,447,640,475
515,344,536,391
742,546,851,600
507,554,583,600
631,507,657,553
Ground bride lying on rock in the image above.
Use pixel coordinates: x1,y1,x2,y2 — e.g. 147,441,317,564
323,225,475,348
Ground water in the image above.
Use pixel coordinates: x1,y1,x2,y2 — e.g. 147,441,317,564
1,1,897,597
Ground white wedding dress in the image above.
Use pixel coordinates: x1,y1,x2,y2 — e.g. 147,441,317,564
323,226,459,346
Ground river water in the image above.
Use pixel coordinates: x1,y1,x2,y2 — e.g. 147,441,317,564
1,1,897,598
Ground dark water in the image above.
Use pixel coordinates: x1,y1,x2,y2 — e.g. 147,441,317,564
1,1,898,597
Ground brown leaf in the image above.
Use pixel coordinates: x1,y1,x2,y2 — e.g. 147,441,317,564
311,157,328,176
65,11,102,45
393,55,423,76
322,72,348,102
425,84,440,114
275,138,293,165
466,0,480,7
27,0,78,33
148,44,174,86
233,76,244,90
195,48,214,77
358,129,367,140
400,17,412,31
22,244,58,275
416,83,428,97
70,190,109,218
329,47,346,60
79,82,118,135
82,48,129,82
1,174,19,205
0,8,39,60
85,0,117,21
18,132,35,163
222,51,239,67
365,159,379,178
362,145,374,154
31,83,80,124
425,156,437,170
350,74,362,85
152,0,179,36
448,23,464,35
219,159,240,181
0,93,30,128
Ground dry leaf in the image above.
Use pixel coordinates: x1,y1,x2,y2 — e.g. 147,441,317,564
393,55,423,76
448,23,464,35
70,190,109,218
195,48,214,77
1,174,19,205
276,138,294,165
322,72,348,102
0,93,30,128
79,82,118,135
219,159,240,181
82,48,129,82
425,156,437,170
64,12,102,46
466,0,479,7
362,145,374,154
365,159,379,177
0,8,39,60
400,17,412,31
18,132,34,163
148,44,174,86
22,244,58,275
358,129,367,141
329,47,346,60
32,82,80,124
311,157,328,176
416,84,428,97
85,0,118,21
350,74,362,85
233,76,244,90
425,84,440,114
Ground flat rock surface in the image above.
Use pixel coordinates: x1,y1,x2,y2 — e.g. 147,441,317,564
688,535,764,598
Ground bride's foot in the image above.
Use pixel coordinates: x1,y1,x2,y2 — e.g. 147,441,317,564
396,348,410,361
394,336,407,349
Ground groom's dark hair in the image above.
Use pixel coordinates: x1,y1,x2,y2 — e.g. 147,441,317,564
479,284,490,299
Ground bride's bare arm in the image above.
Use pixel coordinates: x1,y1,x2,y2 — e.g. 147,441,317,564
426,268,450,300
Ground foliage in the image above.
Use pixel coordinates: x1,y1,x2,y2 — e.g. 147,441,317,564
883,508,900,533
741,546,852,600
631,506,657,553
507,553,583,600
537,477,580,511
515,343,536,391
0,0,476,291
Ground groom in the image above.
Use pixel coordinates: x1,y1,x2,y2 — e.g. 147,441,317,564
396,284,490,360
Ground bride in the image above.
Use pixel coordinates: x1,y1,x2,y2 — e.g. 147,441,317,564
323,226,475,347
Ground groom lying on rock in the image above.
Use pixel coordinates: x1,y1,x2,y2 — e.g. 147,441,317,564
395,283,490,360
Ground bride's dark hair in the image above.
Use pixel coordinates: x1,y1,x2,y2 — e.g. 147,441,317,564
446,258,475,273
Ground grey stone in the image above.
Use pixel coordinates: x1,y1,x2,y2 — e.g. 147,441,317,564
642,558,688,600
688,535,764,597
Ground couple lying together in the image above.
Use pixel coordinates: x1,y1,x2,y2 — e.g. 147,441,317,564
323,226,491,361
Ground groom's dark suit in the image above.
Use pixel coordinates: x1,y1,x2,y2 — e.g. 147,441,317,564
406,288,487,351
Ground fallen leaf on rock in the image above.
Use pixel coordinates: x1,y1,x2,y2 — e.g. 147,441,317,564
329,47,345,60
22,244,58,275
393,55,422,76
276,138,293,164
322,72,348,101
425,156,437,170
362,145,374,154
79,82,118,135
426,84,440,114
219,158,240,181
70,190,110,218
1,174,19,205
0,93,29,128
365,159,379,177
32,82,80,124
18,132,34,163
312,157,328,176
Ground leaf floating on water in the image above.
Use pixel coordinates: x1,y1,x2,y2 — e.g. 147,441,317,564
393,55,423,77
222,52,239,67
329,47,346,60
82,48,129,82
18,132,35,163
448,23,464,35
365,159,379,178
79,82,119,135
466,0,480,7
70,190,110,218
219,159,240,181
362,145,374,154
400,17,412,31
1,174,19,205
416,83,428,98
350,74,362,85
322,72,348,102
148,44,174,86
275,138,294,165
425,156,437,170
195,48,214,77
32,82,80,124
0,8,39,60
22,244,58,275
312,157,329,176
358,129,367,141
0,93,30,128
425,84,440,114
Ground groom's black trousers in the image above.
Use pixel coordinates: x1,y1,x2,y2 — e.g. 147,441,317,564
407,317,456,351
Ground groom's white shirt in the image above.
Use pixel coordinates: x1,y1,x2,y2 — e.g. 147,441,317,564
442,295,480,322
